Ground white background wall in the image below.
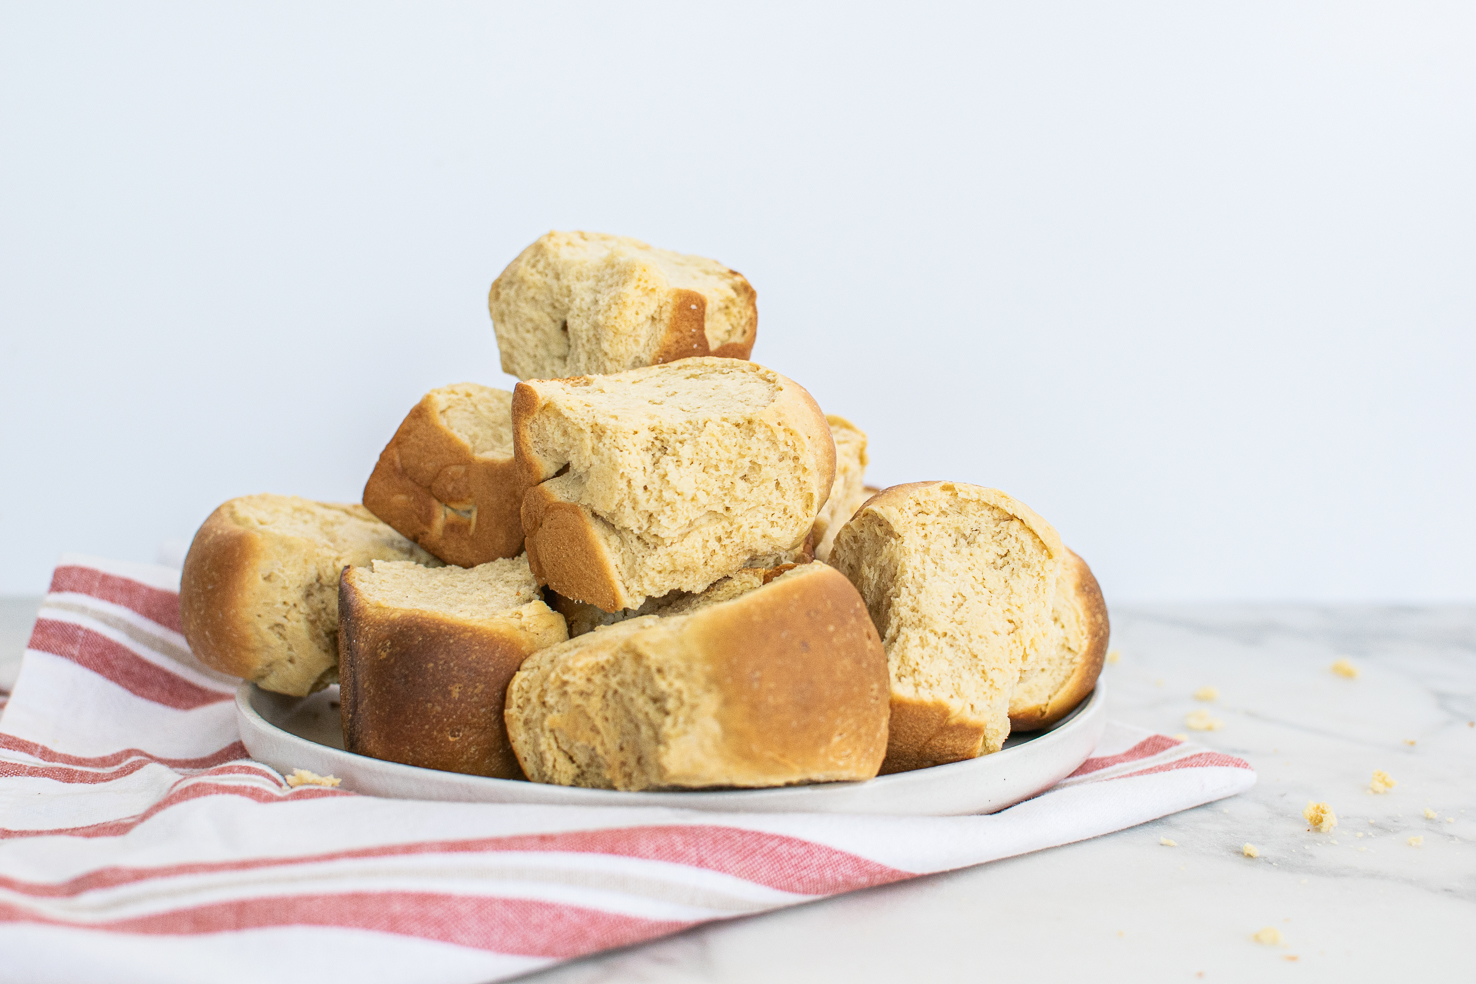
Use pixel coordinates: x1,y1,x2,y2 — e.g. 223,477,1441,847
1,2,1472,600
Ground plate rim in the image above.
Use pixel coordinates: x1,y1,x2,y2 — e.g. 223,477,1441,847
237,678,1106,811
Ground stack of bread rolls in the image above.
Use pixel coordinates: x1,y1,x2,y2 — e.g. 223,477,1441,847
180,229,1109,791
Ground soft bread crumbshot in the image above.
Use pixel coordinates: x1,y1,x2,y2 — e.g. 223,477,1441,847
338,557,567,780
489,231,758,380
1009,548,1110,731
179,494,439,697
830,482,1065,773
362,382,524,567
513,357,836,612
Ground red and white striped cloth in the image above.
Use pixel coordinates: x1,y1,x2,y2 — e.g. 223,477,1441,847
0,555,1254,984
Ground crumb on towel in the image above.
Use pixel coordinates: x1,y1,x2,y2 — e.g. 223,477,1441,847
1106,649,1121,665
1408,836,1423,847
1242,843,1259,858
1330,658,1359,679
1368,770,1396,794
1193,685,1219,701
285,768,341,788
1160,837,1178,847
1252,927,1282,946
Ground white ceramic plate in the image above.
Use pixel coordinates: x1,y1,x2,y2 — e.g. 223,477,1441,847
237,680,1105,816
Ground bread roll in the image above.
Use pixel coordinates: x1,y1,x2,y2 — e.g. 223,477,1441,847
506,563,889,790
489,231,757,380
338,557,567,779
829,481,1063,772
362,383,524,567
179,495,438,696
811,415,869,562
1009,548,1109,731
513,358,835,611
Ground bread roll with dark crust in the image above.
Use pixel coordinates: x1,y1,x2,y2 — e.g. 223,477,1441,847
179,495,438,697
362,383,524,567
505,563,889,791
489,230,757,380
513,358,835,612
338,558,567,780
1009,548,1109,731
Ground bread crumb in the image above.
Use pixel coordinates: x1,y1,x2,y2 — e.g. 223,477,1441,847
1404,739,1416,746
1368,770,1396,794
1155,678,1164,686
1303,801,1337,833
1193,685,1219,701
1160,837,1178,846
285,768,341,788
1356,831,1364,838
1424,808,1438,819
1253,927,1283,945
1173,733,1188,741
1106,649,1121,665
1448,817,1456,823
1185,709,1223,731
1284,955,1299,962
1242,843,1259,858
1408,836,1423,847
1330,658,1359,679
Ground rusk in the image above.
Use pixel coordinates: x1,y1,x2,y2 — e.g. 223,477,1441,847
505,563,889,790
362,383,524,567
179,494,437,697
830,481,1063,773
489,231,757,379
1009,548,1109,730
338,558,567,779
513,358,835,611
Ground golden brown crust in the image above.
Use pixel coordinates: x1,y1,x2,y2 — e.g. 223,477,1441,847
708,272,757,360
510,381,551,486
521,483,626,611
685,565,889,784
651,288,711,364
179,496,436,696
338,570,560,779
506,563,888,789
879,696,987,775
1008,549,1110,731
179,508,262,681
361,393,524,567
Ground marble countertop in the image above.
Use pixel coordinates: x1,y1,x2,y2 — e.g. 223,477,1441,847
2,600,1471,981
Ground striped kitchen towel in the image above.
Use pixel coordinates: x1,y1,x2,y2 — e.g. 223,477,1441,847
0,555,1254,984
